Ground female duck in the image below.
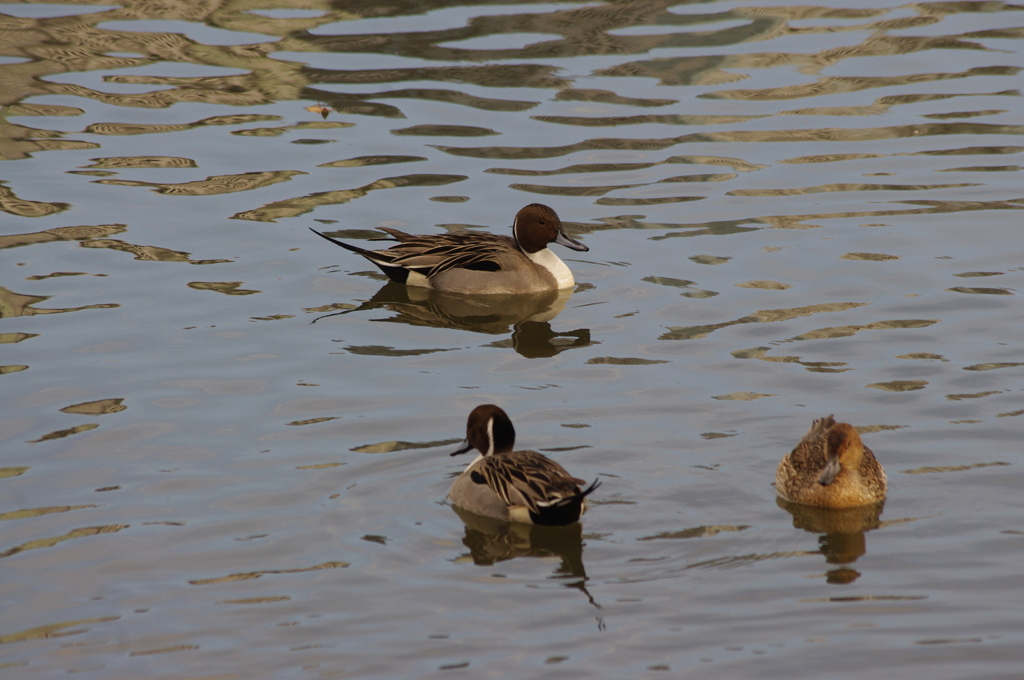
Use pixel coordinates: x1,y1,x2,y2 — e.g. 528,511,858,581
449,404,600,525
310,203,588,295
776,415,887,508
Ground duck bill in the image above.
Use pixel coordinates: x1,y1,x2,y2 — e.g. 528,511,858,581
449,438,474,457
816,457,841,486
554,230,589,252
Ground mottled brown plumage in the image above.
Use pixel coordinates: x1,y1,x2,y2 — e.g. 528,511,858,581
775,415,887,508
449,404,600,525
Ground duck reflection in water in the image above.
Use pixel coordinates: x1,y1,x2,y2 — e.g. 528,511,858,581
314,282,592,358
777,498,884,584
452,505,600,609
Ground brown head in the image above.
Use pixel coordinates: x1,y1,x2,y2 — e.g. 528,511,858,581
817,423,865,485
513,204,588,255
828,423,865,467
449,404,516,457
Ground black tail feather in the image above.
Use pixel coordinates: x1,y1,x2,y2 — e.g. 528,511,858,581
553,477,601,508
531,478,602,526
309,227,410,284
309,227,375,257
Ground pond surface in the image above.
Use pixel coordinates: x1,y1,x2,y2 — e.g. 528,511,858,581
1,0,1023,677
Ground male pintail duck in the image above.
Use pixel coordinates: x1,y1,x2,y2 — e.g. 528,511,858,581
449,404,600,525
310,203,588,294
775,415,887,508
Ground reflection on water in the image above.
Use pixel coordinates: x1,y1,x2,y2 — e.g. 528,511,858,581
0,524,129,561
777,497,884,585
0,181,69,217
454,505,585,575
501,320,592,358
0,224,126,250
96,169,307,196
316,283,592,358
3,0,1024,676
0,286,118,318
452,505,598,609
233,173,468,222
2,0,1021,227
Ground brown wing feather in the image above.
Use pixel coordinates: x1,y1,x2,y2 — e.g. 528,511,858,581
477,451,585,514
785,414,835,472
370,230,517,277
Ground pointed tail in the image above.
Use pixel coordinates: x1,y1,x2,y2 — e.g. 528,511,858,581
551,477,602,509
309,227,378,258
309,227,411,284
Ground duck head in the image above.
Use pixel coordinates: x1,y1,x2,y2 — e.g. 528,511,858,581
513,204,588,255
817,423,865,486
450,404,516,457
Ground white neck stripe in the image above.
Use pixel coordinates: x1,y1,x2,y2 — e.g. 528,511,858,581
486,417,495,456
466,452,483,469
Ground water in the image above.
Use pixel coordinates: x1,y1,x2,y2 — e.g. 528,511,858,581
1,0,1023,677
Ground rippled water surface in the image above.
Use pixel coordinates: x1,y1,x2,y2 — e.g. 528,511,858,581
2,0,1023,676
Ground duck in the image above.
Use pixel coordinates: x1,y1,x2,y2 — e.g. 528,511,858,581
448,404,600,525
309,203,588,294
775,415,887,508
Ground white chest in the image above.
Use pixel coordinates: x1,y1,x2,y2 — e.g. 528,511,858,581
526,247,575,289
